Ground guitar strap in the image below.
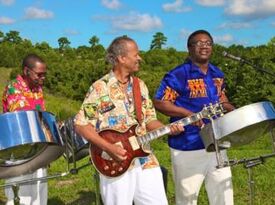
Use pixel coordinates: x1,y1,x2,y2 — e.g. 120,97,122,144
132,76,143,125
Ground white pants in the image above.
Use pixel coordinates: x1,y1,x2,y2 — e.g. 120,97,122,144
100,160,168,205
170,148,233,205
5,168,48,205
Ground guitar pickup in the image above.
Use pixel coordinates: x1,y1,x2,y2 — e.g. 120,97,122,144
129,136,140,151
101,141,124,160
101,151,112,160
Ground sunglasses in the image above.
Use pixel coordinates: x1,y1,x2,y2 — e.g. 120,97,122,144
28,68,47,78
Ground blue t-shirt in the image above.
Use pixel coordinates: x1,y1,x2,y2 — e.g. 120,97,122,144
154,59,226,151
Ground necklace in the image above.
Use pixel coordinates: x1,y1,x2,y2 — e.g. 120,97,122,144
117,79,129,85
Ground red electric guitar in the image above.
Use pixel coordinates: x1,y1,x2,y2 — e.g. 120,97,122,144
90,103,224,178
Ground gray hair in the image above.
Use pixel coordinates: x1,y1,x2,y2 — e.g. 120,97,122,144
106,36,135,66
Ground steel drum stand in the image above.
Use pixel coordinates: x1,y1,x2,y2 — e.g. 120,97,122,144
61,119,91,175
208,118,229,168
206,120,275,205
226,152,275,205
223,128,275,205
0,171,70,205
0,133,79,205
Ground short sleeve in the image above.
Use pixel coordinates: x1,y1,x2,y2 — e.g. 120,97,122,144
154,72,180,103
74,85,100,127
139,79,157,124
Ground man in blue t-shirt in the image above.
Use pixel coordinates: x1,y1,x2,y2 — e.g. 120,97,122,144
154,30,235,205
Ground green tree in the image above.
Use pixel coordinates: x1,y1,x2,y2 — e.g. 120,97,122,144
35,41,51,52
267,36,275,47
89,35,99,48
150,32,167,50
58,37,71,51
4,30,22,43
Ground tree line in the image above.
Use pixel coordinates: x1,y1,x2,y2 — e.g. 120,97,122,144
0,30,274,108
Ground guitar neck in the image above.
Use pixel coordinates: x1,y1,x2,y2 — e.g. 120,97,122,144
138,112,203,145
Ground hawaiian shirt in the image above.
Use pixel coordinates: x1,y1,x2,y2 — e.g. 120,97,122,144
2,75,45,112
75,71,159,169
155,59,226,151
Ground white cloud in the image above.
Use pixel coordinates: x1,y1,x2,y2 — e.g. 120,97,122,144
101,0,121,10
64,29,80,36
113,13,162,32
225,0,275,20
24,7,54,19
271,22,275,27
95,12,163,32
218,22,252,29
196,0,225,6
0,0,14,6
0,16,15,24
162,0,192,13
214,34,234,44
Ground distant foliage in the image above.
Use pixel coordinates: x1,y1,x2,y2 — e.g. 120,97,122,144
0,30,274,107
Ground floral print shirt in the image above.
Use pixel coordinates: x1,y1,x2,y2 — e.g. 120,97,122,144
75,71,159,169
2,75,45,112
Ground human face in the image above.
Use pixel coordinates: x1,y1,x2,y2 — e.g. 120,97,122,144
121,41,142,73
25,61,47,87
188,33,213,64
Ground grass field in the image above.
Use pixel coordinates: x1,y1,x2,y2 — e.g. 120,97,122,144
0,67,275,205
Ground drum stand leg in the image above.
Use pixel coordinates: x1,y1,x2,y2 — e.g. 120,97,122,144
244,159,264,205
63,123,79,175
70,152,78,175
247,167,255,205
210,118,225,168
12,185,20,205
213,138,224,168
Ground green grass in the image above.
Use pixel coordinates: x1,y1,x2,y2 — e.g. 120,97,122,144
1,67,275,204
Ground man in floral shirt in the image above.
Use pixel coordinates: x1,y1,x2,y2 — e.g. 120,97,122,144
75,36,183,205
2,54,48,205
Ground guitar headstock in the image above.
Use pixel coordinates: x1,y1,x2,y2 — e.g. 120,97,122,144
200,102,225,119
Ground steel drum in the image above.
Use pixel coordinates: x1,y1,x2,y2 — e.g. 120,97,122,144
201,101,275,151
0,110,64,179
60,116,89,163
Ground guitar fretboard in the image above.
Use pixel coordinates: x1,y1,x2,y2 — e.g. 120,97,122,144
138,112,203,145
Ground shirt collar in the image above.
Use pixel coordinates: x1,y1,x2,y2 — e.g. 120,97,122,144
187,59,217,74
16,74,42,92
109,70,133,85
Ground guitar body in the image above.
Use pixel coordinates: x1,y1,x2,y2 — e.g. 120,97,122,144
90,102,224,178
90,124,150,178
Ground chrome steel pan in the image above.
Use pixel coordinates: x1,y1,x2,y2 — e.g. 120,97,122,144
0,110,64,179
201,101,275,150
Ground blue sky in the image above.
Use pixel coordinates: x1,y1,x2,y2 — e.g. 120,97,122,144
0,0,275,51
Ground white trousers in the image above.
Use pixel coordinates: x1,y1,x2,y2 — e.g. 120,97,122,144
170,148,233,205
100,160,168,205
5,168,48,205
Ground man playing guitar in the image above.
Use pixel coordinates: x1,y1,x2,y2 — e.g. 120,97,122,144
74,36,183,205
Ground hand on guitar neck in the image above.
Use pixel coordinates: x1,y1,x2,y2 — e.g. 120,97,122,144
186,111,205,128
169,123,185,135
